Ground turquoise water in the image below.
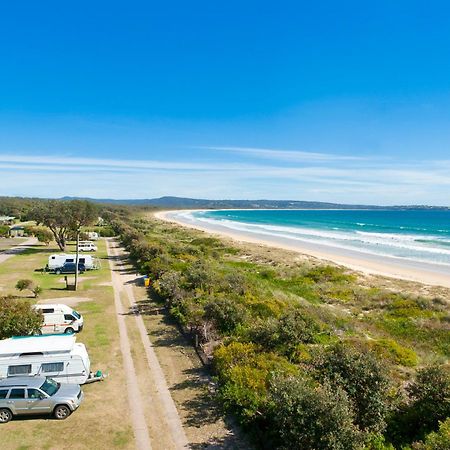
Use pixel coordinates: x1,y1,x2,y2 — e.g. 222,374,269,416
189,209,450,266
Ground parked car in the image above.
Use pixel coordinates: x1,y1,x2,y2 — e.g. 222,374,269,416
52,262,86,275
78,241,97,252
0,376,83,423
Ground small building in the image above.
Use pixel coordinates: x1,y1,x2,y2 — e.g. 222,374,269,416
0,216,15,225
9,225,25,238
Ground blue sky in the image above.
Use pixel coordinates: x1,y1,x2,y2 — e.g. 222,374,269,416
1,1,450,205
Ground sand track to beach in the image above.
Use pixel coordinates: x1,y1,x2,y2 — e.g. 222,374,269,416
106,238,189,450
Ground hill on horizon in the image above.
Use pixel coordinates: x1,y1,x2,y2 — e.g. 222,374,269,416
60,196,450,210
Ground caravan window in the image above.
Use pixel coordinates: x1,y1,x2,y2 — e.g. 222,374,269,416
8,364,32,376
41,362,64,373
42,308,55,314
66,258,74,263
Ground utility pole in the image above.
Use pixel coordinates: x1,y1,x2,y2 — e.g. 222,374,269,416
74,227,80,291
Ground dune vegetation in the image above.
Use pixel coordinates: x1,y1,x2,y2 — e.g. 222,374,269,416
104,209,449,450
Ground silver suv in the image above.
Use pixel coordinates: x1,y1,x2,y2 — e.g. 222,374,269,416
0,376,83,423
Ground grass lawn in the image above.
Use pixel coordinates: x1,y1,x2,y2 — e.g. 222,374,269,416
0,240,134,450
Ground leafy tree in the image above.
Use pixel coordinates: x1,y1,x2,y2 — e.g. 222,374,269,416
30,200,97,251
0,296,43,338
314,343,390,433
35,229,53,245
0,225,9,237
15,279,34,295
270,374,362,450
32,285,42,298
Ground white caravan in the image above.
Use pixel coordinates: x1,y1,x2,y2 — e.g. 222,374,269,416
78,241,97,252
33,304,84,335
0,335,91,385
87,231,99,241
47,254,96,270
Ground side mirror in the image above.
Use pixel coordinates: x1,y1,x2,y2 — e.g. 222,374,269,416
39,394,46,400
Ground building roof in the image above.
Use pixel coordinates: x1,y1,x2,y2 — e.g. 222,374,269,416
0,335,76,356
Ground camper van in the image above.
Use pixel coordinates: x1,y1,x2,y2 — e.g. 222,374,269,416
33,304,84,335
47,254,96,271
0,335,91,385
78,241,97,252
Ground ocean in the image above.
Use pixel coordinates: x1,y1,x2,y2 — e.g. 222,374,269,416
185,209,450,267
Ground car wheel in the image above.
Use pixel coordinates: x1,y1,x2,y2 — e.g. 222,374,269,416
0,408,12,423
64,327,74,334
54,405,71,420
56,270,61,275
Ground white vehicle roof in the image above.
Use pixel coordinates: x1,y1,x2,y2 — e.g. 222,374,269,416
34,304,74,312
0,335,76,357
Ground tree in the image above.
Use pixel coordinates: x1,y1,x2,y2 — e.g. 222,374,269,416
0,225,9,237
35,229,53,245
32,285,42,298
15,279,34,296
270,374,362,449
30,200,98,251
0,296,43,338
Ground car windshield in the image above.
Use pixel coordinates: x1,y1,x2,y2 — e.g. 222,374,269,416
72,310,81,319
40,378,60,396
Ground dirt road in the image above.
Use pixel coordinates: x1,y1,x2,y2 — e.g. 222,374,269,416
106,239,189,450
0,237,37,264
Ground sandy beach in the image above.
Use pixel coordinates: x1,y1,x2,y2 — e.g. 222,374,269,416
154,210,450,289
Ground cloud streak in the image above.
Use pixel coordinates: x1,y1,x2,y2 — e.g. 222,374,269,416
201,146,371,162
0,152,449,205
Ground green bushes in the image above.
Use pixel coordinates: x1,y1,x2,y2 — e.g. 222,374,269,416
387,365,450,446
110,214,450,449
0,296,43,338
270,375,362,450
214,342,297,423
313,343,390,433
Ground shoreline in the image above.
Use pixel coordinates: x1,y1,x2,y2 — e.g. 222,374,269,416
154,210,450,289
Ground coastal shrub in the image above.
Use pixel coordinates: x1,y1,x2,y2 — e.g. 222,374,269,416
249,308,322,359
387,365,450,446
204,296,248,334
214,342,297,423
219,271,249,295
406,365,450,437
314,343,390,433
413,418,450,450
153,270,184,304
184,260,216,292
269,374,362,450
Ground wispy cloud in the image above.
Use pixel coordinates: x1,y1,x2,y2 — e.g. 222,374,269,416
201,146,370,162
0,152,449,205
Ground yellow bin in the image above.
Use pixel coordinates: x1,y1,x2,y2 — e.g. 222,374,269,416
144,277,151,287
